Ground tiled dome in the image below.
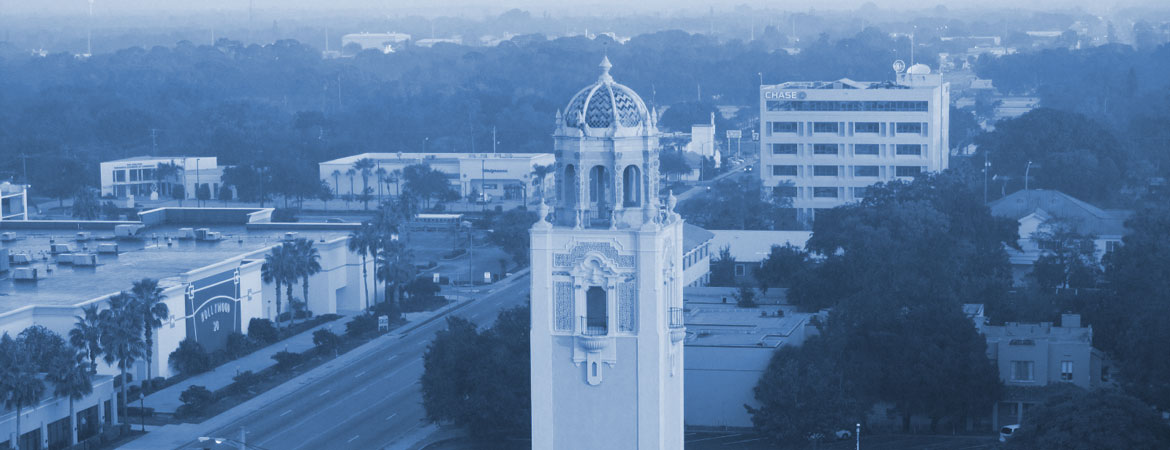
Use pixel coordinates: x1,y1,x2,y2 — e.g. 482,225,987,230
563,57,650,131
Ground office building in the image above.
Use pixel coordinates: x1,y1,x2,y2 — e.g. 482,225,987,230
759,63,950,221
99,156,224,201
0,182,29,221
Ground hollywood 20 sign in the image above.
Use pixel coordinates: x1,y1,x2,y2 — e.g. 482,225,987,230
184,268,242,353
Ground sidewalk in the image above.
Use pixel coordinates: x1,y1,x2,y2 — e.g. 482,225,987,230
142,316,347,414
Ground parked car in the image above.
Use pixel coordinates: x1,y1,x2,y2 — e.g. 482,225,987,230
1000,424,1020,442
326,218,345,223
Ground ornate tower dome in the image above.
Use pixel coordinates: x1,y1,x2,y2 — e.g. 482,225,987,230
559,56,655,138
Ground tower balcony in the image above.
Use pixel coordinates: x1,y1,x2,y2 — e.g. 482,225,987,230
669,307,686,343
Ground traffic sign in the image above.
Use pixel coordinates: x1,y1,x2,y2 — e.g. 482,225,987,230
726,130,742,139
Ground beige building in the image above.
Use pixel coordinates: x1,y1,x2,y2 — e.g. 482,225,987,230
976,312,1109,429
759,63,950,221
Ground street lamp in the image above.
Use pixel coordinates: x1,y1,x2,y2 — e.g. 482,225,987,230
1024,160,1033,191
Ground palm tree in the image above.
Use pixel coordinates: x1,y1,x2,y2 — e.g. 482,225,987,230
1,333,45,450
345,168,356,208
99,293,145,425
376,239,414,318
353,158,376,210
390,169,403,197
348,223,377,309
292,238,322,325
130,278,168,394
262,244,295,329
331,169,342,196
69,304,103,374
375,167,387,200
156,162,182,198
47,351,93,446
531,163,554,204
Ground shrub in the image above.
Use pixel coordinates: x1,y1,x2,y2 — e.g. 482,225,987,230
734,283,759,308
272,207,300,222
226,370,262,396
345,314,378,337
271,351,303,372
312,329,342,355
225,332,252,359
406,278,441,299
248,318,279,344
176,385,215,419
169,339,212,375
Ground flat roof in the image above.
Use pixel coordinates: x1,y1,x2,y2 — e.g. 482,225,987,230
102,155,212,163
0,225,350,314
683,302,814,348
321,152,553,166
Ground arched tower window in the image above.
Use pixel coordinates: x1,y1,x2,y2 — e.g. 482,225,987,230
585,286,607,335
623,165,641,207
562,164,576,207
589,166,608,207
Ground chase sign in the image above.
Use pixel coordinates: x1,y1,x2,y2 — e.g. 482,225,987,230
763,91,807,100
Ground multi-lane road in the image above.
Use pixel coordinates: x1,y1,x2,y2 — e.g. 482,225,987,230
180,272,531,450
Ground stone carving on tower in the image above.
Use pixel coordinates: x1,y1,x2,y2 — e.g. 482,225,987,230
530,57,686,450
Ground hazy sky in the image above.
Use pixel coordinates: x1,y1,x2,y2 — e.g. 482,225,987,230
3,0,1160,17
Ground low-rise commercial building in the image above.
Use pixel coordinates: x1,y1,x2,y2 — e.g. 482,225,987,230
319,152,554,205
682,224,714,287
0,182,28,221
99,156,224,201
707,230,811,285
1,375,116,450
0,208,370,383
682,287,822,428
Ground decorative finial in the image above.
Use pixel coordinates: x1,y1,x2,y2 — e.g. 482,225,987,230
598,55,613,82
538,201,550,223
667,190,678,211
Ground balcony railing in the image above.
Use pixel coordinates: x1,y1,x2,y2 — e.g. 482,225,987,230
579,316,608,336
669,307,685,329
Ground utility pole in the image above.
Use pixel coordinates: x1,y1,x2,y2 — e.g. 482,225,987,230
983,152,990,204
856,423,861,450
150,129,157,155
1025,160,1033,191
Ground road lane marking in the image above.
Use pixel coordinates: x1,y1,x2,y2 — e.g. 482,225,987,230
318,389,331,397
386,413,397,421
347,435,360,443
387,355,397,361
353,370,367,378
280,409,292,417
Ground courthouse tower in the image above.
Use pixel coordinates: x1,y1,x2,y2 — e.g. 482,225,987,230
530,57,686,450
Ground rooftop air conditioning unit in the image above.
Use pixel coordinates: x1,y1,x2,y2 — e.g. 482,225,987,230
72,253,98,267
10,253,30,265
56,253,75,265
0,232,16,242
76,232,91,241
13,267,37,281
204,231,222,241
97,243,118,254
50,244,73,254
115,224,145,238
194,228,211,240
178,228,195,239
283,232,298,241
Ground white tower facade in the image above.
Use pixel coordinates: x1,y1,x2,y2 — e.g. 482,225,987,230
530,57,686,450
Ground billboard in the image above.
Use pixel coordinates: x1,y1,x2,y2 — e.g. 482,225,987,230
184,267,242,353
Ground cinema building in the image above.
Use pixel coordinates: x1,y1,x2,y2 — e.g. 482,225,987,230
0,208,369,449
759,63,949,221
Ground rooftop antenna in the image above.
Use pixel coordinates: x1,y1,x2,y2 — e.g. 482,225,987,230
87,0,94,56
910,27,916,66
